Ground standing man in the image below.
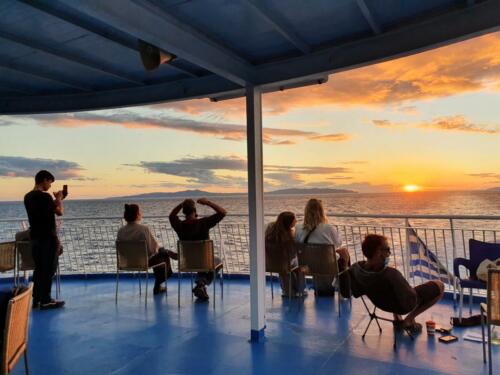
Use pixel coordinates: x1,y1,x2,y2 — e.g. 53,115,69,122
24,170,65,309
169,198,226,301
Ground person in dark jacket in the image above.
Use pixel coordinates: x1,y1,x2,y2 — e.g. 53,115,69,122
169,198,226,301
24,170,65,309
340,234,444,333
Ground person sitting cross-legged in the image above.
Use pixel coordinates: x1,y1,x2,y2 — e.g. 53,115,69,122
117,204,177,295
169,198,226,301
340,234,444,334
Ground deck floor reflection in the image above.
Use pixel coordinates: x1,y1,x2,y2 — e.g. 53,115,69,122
7,277,498,374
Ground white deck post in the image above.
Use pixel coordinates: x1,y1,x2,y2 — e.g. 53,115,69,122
246,85,266,342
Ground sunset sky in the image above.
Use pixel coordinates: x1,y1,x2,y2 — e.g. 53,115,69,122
1,31,500,200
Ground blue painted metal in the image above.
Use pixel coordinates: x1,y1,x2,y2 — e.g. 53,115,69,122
0,75,239,114
356,0,381,34
0,28,144,85
3,277,495,375
244,0,311,54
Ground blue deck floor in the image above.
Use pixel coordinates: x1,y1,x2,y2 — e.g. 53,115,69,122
6,277,498,375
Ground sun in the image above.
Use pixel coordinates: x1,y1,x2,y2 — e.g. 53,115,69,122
403,184,420,193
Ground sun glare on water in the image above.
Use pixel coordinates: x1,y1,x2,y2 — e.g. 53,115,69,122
403,184,420,193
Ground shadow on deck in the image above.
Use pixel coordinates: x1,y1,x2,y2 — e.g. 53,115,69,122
5,277,497,375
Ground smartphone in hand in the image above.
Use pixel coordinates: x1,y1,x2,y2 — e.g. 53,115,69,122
62,185,68,199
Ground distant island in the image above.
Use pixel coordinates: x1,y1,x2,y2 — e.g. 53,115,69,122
108,188,356,200
486,187,500,192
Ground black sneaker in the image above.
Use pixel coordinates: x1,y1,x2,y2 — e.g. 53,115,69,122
192,285,209,301
40,299,65,310
32,300,40,309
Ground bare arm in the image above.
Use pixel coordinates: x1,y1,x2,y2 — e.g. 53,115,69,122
53,191,64,216
197,198,227,216
169,202,183,219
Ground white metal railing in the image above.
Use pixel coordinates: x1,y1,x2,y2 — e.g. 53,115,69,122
0,214,499,288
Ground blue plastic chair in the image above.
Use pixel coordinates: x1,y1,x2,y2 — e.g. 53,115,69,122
453,239,500,320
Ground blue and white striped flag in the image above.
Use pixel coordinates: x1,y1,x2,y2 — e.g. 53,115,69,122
407,226,455,285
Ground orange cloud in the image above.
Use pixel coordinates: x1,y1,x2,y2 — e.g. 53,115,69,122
372,115,499,134
5,112,351,145
153,32,500,118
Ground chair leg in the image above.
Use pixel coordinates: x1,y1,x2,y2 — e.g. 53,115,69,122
178,271,181,308
220,267,223,300
165,263,168,302
488,323,492,375
270,272,274,299
24,349,29,375
337,279,341,318
362,316,374,339
459,287,464,322
190,274,194,301
213,269,216,310
481,308,486,363
115,270,119,304
469,288,473,315
145,270,148,306
138,271,142,296
288,272,292,311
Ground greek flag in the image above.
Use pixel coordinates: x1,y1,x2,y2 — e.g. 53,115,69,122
407,225,454,285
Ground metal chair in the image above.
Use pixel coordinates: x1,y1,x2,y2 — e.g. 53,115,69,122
177,240,223,309
1,283,33,375
454,239,500,320
0,243,16,287
265,242,299,305
359,295,414,351
480,268,499,375
115,240,168,305
14,241,61,299
296,243,344,316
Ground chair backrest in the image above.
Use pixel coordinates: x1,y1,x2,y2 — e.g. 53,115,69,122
15,241,35,272
265,241,293,273
468,239,500,278
177,240,215,272
487,268,500,325
296,243,338,276
2,283,33,375
0,242,15,272
115,240,148,271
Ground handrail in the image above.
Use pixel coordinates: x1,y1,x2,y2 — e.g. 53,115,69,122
2,213,500,222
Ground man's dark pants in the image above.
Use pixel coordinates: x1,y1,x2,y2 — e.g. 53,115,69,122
149,251,173,286
31,237,58,304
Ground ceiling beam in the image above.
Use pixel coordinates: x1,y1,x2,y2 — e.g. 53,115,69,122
0,29,143,85
0,58,92,91
0,75,239,114
356,0,381,35
17,0,198,79
67,0,255,86
244,0,311,54
253,0,500,86
210,75,328,102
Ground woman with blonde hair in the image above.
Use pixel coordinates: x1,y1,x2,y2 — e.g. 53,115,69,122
295,198,349,296
265,211,305,297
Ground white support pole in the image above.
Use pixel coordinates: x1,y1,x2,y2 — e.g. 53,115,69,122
246,85,266,342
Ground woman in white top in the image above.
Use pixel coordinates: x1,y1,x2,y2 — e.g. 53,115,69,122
295,198,349,296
